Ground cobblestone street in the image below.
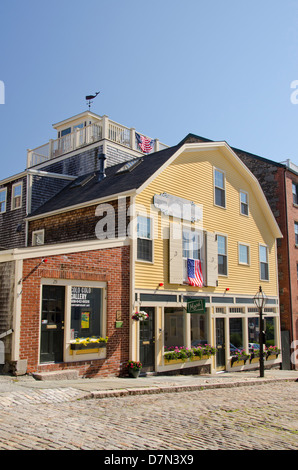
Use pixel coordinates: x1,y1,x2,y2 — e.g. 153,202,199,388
0,381,297,451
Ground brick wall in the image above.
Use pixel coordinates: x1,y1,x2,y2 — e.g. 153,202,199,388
20,245,130,377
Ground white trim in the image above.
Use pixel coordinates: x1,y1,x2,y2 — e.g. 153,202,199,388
0,237,130,263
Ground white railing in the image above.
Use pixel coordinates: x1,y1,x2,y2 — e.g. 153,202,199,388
27,115,168,168
280,159,298,174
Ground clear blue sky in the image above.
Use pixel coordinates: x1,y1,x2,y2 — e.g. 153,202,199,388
1,0,298,179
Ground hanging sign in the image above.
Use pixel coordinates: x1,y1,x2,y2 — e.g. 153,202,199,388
154,193,202,222
187,299,206,314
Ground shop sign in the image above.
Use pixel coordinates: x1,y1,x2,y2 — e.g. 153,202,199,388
154,193,202,222
187,299,206,314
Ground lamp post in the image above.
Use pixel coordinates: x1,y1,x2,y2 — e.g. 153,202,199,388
253,286,267,378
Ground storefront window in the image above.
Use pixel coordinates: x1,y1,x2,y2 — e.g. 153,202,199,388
164,308,184,348
70,287,102,339
229,318,243,349
191,313,208,347
264,317,275,347
248,317,260,345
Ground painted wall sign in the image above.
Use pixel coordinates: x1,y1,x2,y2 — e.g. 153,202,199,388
153,193,202,222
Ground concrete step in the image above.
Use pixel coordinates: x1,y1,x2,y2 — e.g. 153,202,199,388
32,370,79,381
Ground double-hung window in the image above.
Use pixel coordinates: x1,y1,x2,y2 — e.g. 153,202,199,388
11,182,22,210
218,235,227,275
182,228,202,282
214,169,226,208
0,188,7,213
240,190,249,216
259,245,269,281
293,183,298,205
295,222,298,246
137,215,153,262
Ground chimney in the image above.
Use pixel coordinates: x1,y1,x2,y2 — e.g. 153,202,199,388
98,150,106,182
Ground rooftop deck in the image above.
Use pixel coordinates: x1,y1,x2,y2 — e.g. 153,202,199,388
27,114,168,168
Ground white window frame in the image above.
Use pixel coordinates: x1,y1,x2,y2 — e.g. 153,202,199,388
217,233,228,276
259,244,269,281
136,214,154,263
214,168,226,209
238,242,250,265
11,182,22,210
240,190,249,216
0,188,7,213
32,229,45,246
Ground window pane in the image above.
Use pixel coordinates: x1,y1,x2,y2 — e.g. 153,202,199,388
215,187,225,207
248,317,260,346
70,287,102,339
239,244,249,264
164,308,184,348
137,238,152,261
215,170,224,189
218,235,226,255
229,318,243,350
14,184,22,197
295,223,298,245
137,216,151,239
293,184,298,204
259,245,267,262
261,262,269,280
264,317,275,348
191,313,208,347
218,254,227,275
182,230,200,259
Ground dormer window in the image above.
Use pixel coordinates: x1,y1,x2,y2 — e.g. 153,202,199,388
11,182,22,210
0,188,7,213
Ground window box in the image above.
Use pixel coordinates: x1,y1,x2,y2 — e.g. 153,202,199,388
70,337,108,350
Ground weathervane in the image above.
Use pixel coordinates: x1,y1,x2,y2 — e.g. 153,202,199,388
85,92,100,110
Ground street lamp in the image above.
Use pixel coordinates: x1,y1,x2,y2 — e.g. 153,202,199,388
253,286,267,378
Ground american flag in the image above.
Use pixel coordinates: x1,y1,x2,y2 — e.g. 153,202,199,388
135,132,155,153
187,258,203,287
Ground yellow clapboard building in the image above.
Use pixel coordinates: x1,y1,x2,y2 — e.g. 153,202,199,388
130,138,282,373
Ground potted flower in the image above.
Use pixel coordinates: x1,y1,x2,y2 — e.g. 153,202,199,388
70,336,108,350
132,311,149,321
127,360,142,378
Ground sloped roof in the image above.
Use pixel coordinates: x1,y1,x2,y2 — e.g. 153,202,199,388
28,144,182,218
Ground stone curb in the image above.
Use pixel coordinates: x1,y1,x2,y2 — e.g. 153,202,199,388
88,377,297,400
